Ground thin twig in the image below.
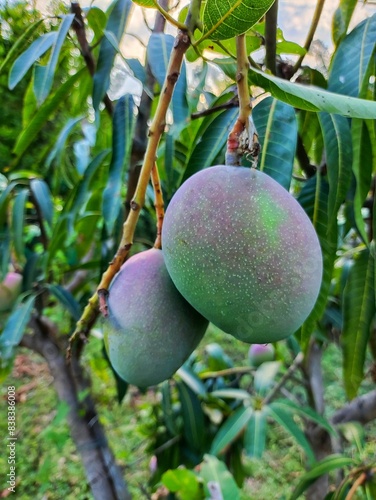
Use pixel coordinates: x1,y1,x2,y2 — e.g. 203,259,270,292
263,352,304,405
345,472,367,500
151,163,164,249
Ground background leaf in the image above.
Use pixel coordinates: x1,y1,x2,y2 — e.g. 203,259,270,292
0,295,35,360
47,284,82,321
210,406,253,456
30,178,54,228
244,409,267,458
12,188,28,261
200,454,240,500
332,0,358,46
177,381,206,453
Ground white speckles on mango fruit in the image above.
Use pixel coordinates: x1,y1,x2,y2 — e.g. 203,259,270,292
162,166,323,343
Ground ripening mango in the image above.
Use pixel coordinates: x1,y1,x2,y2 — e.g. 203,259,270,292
162,166,322,344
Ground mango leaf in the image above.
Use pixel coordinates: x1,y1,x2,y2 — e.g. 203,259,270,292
30,178,54,228
253,97,297,191
210,405,253,456
200,454,240,500
0,295,35,357
102,94,135,233
126,58,146,84
290,455,357,500
45,116,83,169
147,34,188,125
298,111,324,166
12,188,29,261
131,0,155,6
202,0,274,41
332,0,358,46
351,119,373,243
272,399,335,435
342,249,375,399
177,381,206,453
12,68,85,161
254,361,280,396
205,343,233,371
248,66,376,118
210,389,251,401
0,18,45,74
47,285,82,321
182,107,238,182
162,469,201,500
177,364,207,397
318,113,352,231
33,14,75,105
329,14,376,98
102,344,128,403
92,0,133,111
244,408,267,458
298,176,337,347
8,32,57,90
86,6,107,41
267,402,315,464
161,381,178,435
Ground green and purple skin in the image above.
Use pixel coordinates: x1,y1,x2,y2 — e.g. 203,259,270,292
104,248,208,388
0,272,22,312
162,166,323,344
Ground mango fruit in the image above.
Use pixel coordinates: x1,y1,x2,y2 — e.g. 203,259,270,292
162,166,322,343
248,344,275,367
0,272,22,312
104,248,208,387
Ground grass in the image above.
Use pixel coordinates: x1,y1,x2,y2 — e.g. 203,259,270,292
0,325,375,499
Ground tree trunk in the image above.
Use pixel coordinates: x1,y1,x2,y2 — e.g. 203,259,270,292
22,317,131,500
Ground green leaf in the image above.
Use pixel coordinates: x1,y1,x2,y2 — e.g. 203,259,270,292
205,342,233,371
45,116,83,169
248,66,376,118
12,188,29,261
290,455,356,500
161,381,178,435
102,94,135,233
30,179,54,228
210,405,253,456
182,107,238,182
177,364,207,397
200,454,240,499
253,97,297,191
298,111,324,166
131,0,155,7
177,381,206,453
86,6,108,41
8,32,57,90
342,249,375,399
92,0,133,111
254,361,280,396
351,119,373,243
272,399,335,435
0,295,35,357
210,389,251,401
244,408,267,458
162,469,201,500
267,402,315,464
12,68,85,161
318,113,352,231
202,0,274,41
33,14,75,105
147,34,188,125
329,14,376,97
298,176,337,346
47,285,82,321
332,0,358,46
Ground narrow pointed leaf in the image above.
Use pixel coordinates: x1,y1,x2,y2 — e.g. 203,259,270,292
0,295,35,350
8,32,57,90
30,179,54,228
132,0,155,6
92,0,132,111
210,389,251,401
202,0,274,40
272,399,335,435
291,455,356,500
332,0,357,46
200,455,240,500
244,409,267,458
342,249,375,399
12,188,29,260
45,116,83,169
329,14,376,97
147,34,188,124
254,361,280,396
253,97,297,191
177,365,207,397
161,381,178,435
182,107,238,182
318,112,352,231
47,284,82,321
33,14,75,105
210,405,254,456
177,381,205,453
267,402,315,464
102,94,135,233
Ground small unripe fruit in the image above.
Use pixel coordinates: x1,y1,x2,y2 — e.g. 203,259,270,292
104,249,208,388
0,272,22,312
162,166,323,344
248,344,275,367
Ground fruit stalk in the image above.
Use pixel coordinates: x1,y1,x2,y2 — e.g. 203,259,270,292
68,29,191,355
151,162,165,249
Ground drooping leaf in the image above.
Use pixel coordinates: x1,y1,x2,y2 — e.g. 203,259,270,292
177,381,206,453
92,0,133,111
329,14,376,98
205,343,234,371
147,33,188,125
102,94,135,233
351,119,373,243
8,32,57,90
200,454,240,500
290,455,357,500
86,6,107,41
342,248,375,399
318,112,352,231
254,361,280,396
33,14,75,105
332,0,358,46
248,66,376,118
0,295,35,360
12,68,85,161
298,111,324,166
182,107,238,182
210,405,254,456
161,381,178,435
253,97,297,191
12,188,29,261
244,408,267,458
45,116,83,169
126,58,146,84
30,178,54,228
47,284,82,321
202,0,274,41
177,364,207,397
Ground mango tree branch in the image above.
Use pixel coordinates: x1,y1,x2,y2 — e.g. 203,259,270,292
68,29,191,357
151,162,164,249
